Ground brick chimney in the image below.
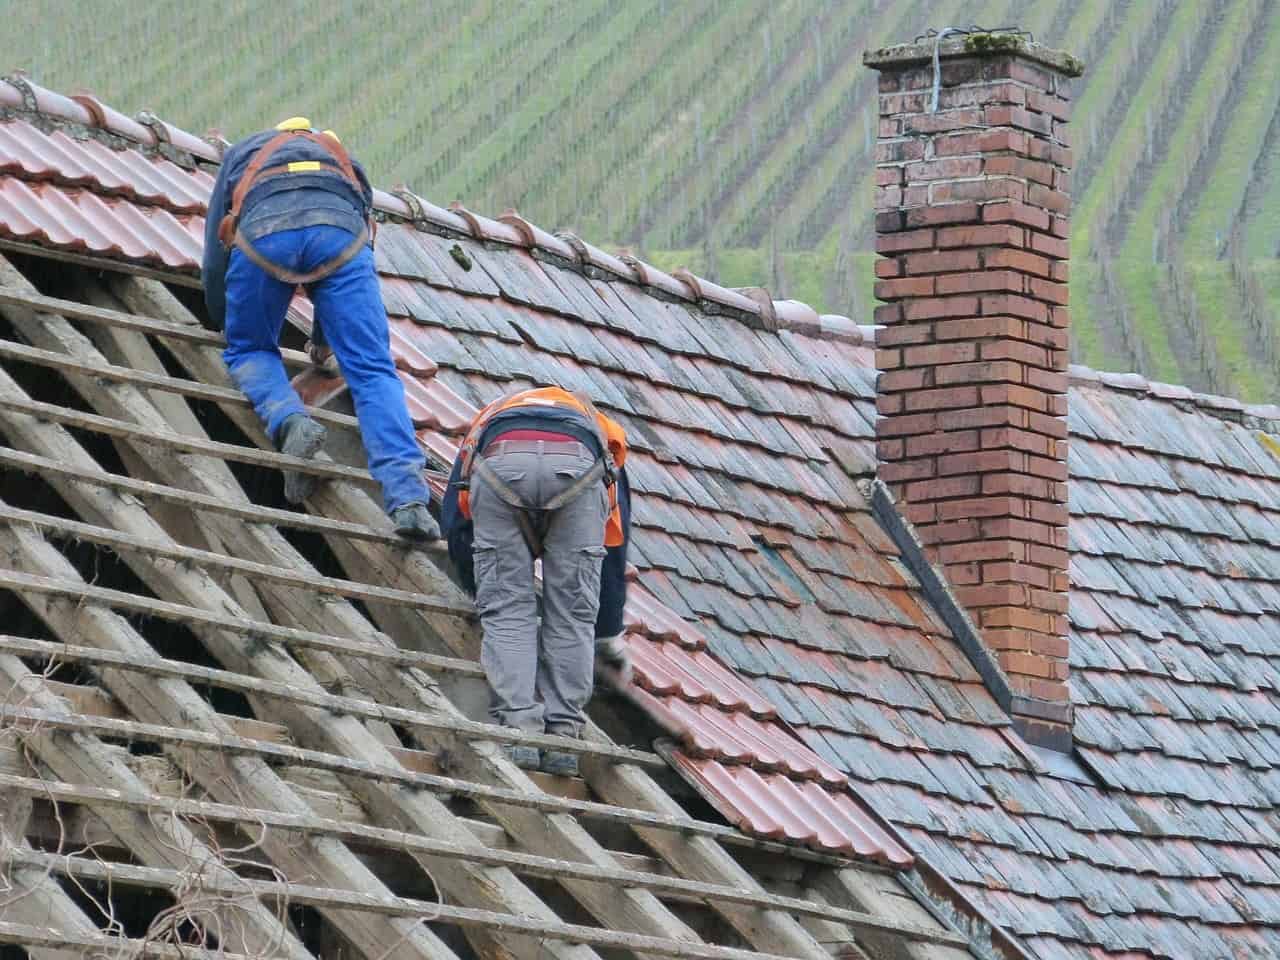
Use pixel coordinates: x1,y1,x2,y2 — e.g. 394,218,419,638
865,34,1082,748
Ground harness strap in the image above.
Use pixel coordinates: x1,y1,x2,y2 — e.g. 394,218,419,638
471,456,605,558
232,222,369,286
568,390,617,486
218,129,371,254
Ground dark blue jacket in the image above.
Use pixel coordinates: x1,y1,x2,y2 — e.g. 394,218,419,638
441,408,631,639
202,129,374,329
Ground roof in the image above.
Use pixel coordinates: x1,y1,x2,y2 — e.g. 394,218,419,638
4,73,1278,960
0,79,991,960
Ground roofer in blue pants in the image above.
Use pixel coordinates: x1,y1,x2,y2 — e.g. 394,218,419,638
202,118,438,541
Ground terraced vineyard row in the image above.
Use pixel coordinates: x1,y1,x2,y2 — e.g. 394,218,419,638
5,0,1280,401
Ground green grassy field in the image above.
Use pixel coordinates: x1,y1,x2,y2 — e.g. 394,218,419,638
4,0,1278,401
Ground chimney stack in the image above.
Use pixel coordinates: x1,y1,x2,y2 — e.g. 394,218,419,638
866,34,1082,748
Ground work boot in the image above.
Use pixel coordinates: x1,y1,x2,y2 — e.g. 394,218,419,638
277,414,327,504
502,743,541,771
540,728,581,777
391,502,441,542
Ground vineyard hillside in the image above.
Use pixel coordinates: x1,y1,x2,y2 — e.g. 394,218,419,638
5,0,1279,400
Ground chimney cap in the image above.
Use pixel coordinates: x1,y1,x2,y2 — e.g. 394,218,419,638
863,32,1084,78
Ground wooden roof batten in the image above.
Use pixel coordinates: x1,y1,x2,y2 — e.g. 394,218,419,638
0,249,981,960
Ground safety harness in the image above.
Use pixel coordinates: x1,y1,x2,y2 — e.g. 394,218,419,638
217,129,373,285
458,389,621,558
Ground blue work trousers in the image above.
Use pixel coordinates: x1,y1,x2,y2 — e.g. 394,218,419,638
223,225,429,514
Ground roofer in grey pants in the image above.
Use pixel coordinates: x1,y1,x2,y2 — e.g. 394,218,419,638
441,387,633,776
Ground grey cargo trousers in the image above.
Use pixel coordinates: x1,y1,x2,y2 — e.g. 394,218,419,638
471,440,609,736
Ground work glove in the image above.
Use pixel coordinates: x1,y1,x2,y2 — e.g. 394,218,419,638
594,633,633,691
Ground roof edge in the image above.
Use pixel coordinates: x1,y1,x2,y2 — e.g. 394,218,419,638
1,73,865,346
1068,363,1280,427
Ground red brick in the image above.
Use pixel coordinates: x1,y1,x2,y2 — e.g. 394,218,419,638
983,628,1035,652
1026,89,1071,121
1027,276,1069,305
982,247,1053,278
933,315,1026,342
1026,410,1069,439
1029,588,1069,616
905,202,981,228
902,501,937,525
936,81,1026,110
877,184,903,208
905,430,980,458
876,165,905,187
904,385,981,412
903,342,977,366
903,249,981,275
905,157,983,181
1027,137,1072,168
1001,650,1059,679
877,411,939,436
918,519,981,545
903,108,982,133
934,359,1024,387
879,91,927,113
876,347,902,370
875,139,925,164
1007,59,1056,92
1052,119,1072,147
874,303,902,325
876,324,934,347
937,449,1021,476
1029,231,1070,259
954,583,1029,609
980,516,1058,546
880,458,935,483
936,223,1026,249
877,393,904,416
1051,571,1070,592
875,276,935,300
983,561,1051,589
905,474,981,501
1027,543,1068,569
1026,366,1069,393
942,404,1028,431
936,269,1025,296
980,383,1051,413
1028,182,1070,214
1047,394,1068,416
981,605,1061,634
1029,504,1070,527
1026,453,1069,482
939,539,1024,564
878,117,903,138
982,472,1052,499
980,339,1050,368
877,228,935,253
945,561,982,586
982,155,1056,185
930,177,1026,204
980,294,1049,324
1050,305,1070,328
1054,168,1072,194
1049,260,1069,282
878,367,930,392
903,295,980,321
875,257,902,279
876,437,904,460
983,199,1051,232
933,128,1029,157
983,104,1052,135
937,496,1022,522
980,426,1052,456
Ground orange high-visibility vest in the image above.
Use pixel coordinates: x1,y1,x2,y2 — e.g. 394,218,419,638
457,387,628,547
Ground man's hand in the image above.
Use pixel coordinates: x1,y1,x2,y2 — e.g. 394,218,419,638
594,633,633,690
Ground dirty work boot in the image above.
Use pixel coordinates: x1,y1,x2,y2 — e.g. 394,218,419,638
277,414,327,504
540,729,581,777
502,743,541,770
391,502,441,542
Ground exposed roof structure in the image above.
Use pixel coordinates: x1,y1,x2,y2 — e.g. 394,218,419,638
0,79,987,960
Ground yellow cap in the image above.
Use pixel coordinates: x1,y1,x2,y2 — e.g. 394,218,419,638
321,129,341,144
275,116,313,132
